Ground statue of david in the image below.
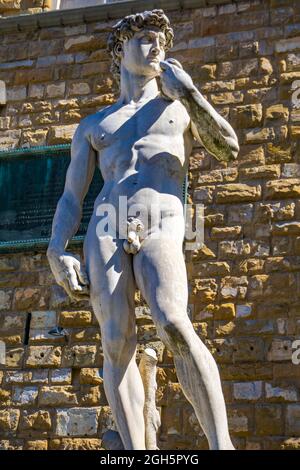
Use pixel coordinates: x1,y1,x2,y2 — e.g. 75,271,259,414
47,9,239,450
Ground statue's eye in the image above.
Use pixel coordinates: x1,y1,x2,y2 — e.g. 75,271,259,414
142,35,152,43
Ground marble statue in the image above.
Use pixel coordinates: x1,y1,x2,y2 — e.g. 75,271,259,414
47,9,239,450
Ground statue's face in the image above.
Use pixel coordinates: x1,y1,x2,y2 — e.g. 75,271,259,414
121,26,166,77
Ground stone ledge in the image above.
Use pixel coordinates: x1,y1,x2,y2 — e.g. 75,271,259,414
0,0,245,33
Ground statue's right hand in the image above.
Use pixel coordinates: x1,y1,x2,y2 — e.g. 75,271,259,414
47,250,90,301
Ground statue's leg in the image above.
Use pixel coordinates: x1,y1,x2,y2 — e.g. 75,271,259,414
133,236,234,450
84,231,146,450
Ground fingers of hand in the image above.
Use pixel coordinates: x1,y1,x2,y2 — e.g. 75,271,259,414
165,58,183,69
65,268,80,290
73,261,90,286
64,267,89,298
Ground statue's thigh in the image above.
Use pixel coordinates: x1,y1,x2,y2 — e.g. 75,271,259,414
84,233,136,328
133,237,188,324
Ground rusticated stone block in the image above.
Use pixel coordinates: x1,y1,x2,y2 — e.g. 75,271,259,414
192,278,217,302
228,408,251,436
194,261,230,277
215,184,261,203
5,348,24,368
211,226,241,239
0,409,20,433
0,312,26,331
220,364,272,382
59,310,92,327
265,383,298,402
49,438,101,450
0,388,11,406
50,369,72,385
47,124,77,145
275,37,300,53
266,142,292,163
212,303,235,321
233,381,263,401
46,82,65,99
12,387,38,406
255,201,295,222
282,163,300,178
79,368,103,386
267,339,293,361
236,304,252,318
55,407,100,437
244,127,275,144
281,438,300,450
239,165,280,180
265,104,289,123
210,91,244,105
19,410,51,431
0,130,21,149
6,86,26,102
61,345,99,368
5,370,47,385
219,240,270,258
0,257,19,272
13,288,49,311
220,276,248,300
272,221,300,235
69,328,101,343
265,179,300,199
215,321,235,337
24,440,48,450
0,1,20,12
80,385,102,406
231,104,262,128
31,311,56,329
38,386,78,406
25,346,62,368
64,35,101,53
232,337,265,363
255,405,283,436
0,289,13,310
208,338,233,364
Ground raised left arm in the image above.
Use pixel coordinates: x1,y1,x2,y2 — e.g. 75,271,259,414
159,59,239,162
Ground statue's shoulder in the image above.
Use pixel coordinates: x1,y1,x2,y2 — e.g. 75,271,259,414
77,104,117,134
159,94,188,111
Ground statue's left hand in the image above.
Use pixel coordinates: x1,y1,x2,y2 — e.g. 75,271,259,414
159,59,195,101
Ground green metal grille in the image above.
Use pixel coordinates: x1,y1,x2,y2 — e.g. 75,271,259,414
0,144,103,253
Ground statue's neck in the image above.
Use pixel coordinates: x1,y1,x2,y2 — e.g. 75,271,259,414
119,66,160,104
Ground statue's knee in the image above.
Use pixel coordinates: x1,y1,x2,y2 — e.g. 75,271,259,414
102,333,136,365
162,321,189,355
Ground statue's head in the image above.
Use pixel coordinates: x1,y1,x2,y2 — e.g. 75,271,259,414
107,9,174,80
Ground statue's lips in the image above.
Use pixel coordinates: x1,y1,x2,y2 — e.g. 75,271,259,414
148,57,160,63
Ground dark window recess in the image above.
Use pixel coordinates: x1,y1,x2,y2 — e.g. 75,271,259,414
24,312,32,346
0,144,104,252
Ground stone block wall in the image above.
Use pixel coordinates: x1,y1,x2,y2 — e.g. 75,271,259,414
0,1,51,17
1,0,300,450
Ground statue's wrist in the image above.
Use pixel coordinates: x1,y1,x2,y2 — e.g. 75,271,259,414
47,243,64,259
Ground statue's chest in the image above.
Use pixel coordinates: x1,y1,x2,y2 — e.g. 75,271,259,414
91,100,188,151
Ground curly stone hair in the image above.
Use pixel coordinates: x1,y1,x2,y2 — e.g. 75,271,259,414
107,9,174,80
